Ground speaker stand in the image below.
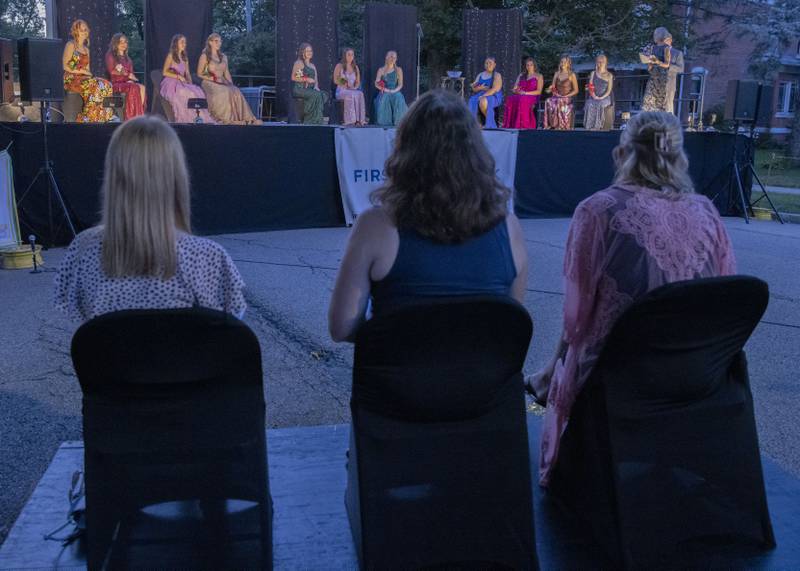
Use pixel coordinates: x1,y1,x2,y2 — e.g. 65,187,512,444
16,100,77,246
727,121,783,225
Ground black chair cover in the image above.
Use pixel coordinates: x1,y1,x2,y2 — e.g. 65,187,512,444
549,276,776,568
71,308,272,570
346,297,538,570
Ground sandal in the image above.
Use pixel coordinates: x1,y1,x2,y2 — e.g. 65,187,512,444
524,375,547,407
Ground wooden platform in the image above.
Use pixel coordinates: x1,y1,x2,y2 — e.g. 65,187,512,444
1,416,798,569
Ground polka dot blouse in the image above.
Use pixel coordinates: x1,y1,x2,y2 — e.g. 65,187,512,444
54,227,246,323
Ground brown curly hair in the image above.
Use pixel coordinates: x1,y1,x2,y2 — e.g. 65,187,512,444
107,33,129,66
371,90,510,244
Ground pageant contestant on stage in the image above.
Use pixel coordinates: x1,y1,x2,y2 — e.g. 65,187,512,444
641,27,672,112
544,55,578,130
292,42,328,125
333,48,366,126
504,57,543,129
62,19,114,123
105,33,145,120
583,54,614,130
468,57,504,128
160,34,215,124
198,33,261,124
374,51,407,127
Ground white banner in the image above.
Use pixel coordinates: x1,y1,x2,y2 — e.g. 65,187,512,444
335,127,519,225
0,150,20,249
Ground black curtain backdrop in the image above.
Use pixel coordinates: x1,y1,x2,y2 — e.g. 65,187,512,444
144,0,213,96
364,3,418,118
275,0,339,118
55,0,116,77
1,123,742,247
4,123,345,245
462,8,522,101
512,130,743,218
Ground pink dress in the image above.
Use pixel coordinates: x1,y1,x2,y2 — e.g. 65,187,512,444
539,184,737,486
504,75,539,129
159,60,215,124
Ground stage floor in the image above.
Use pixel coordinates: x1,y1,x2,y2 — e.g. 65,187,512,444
0,123,745,246
1,414,798,569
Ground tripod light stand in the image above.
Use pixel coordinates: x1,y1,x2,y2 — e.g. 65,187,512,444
16,99,77,245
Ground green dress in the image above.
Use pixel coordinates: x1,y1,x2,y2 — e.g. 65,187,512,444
375,69,408,126
292,64,328,125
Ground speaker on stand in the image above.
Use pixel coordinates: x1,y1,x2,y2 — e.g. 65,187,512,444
14,38,77,246
723,80,783,224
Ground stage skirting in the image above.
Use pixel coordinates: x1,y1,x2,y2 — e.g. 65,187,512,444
0,123,741,246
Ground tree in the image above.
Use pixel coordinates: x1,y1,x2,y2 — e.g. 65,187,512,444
685,0,800,153
734,0,800,156
507,0,687,71
0,0,44,38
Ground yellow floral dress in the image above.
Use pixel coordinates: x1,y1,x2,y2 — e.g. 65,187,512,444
64,50,114,123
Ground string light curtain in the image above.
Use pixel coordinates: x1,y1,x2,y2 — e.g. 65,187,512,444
363,3,418,118
275,0,339,118
461,8,523,100
144,0,213,90
55,0,116,76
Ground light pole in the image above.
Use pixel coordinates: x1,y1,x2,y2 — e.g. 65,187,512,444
416,23,423,100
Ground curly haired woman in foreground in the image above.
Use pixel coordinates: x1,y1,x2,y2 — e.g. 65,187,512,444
328,89,528,342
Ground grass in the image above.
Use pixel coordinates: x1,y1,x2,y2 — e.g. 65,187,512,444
750,190,800,214
754,149,800,189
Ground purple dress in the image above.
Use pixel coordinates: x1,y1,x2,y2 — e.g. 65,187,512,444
160,60,215,124
335,69,366,125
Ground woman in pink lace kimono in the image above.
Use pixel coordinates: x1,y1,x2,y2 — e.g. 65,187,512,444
526,111,736,486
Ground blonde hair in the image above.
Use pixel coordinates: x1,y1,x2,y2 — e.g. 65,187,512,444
613,111,694,195
203,32,224,62
71,19,89,48
101,115,191,278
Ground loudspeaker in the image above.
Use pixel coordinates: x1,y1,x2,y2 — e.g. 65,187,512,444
18,37,65,102
0,38,13,103
724,80,773,125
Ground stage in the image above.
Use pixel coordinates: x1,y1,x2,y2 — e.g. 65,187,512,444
0,122,746,246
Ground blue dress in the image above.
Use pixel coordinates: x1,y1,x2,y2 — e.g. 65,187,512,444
469,73,503,129
370,220,516,316
375,69,408,126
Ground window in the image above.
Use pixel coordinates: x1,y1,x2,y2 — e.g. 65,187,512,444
776,81,798,116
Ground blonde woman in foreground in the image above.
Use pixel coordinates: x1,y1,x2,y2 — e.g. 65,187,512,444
527,111,736,486
54,115,246,323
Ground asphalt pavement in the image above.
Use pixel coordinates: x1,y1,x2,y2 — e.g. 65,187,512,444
0,216,798,545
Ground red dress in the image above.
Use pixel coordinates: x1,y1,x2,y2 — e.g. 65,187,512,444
105,53,145,119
